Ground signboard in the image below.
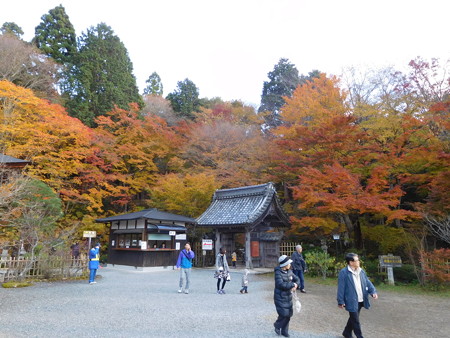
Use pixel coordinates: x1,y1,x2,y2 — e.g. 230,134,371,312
175,234,186,240
175,242,180,250
379,255,402,267
202,239,213,250
83,231,96,238
141,241,147,250
379,254,402,285
169,231,176,236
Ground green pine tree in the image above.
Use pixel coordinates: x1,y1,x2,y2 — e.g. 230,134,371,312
65,23,144,126
166,78,201,120
33,5,77,64
1,22,24,39
259,59,321,129
143,72,163,96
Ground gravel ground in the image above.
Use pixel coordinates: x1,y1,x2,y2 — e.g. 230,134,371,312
1,267,449,338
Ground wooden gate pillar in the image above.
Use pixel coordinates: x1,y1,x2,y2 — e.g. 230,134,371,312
245,228,253,269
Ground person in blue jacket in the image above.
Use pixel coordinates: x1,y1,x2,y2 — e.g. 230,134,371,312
337,253,378,338
88,243,100,284
176,242,195,294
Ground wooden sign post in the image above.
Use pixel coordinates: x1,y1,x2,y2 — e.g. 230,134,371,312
83,231,97,257
379,254,402,285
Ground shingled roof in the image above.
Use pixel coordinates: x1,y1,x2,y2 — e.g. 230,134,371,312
0,154,30,165
96,208,196,224
196,182,290,227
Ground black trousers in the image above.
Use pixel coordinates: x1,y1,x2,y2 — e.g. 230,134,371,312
274,314,291,335
217,278,226,290
343,302,364,338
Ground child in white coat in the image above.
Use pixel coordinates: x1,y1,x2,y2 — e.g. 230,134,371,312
240,269,249,293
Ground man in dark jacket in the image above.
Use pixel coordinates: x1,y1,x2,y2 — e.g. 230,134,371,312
291,245,307,293
274,255,300,337
337,253,378,338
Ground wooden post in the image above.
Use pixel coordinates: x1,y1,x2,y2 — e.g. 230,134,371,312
215,228,221,256
245,228,253,269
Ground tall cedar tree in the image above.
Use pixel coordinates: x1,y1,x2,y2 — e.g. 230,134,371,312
143,72,163,96
166,78,201,120
33,5,77,65
65,23,143,126
259,58,300,128
259,58,320,129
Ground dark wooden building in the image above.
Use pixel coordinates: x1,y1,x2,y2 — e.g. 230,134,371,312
196,183,290,268
0,154,30,183
96,208,195,271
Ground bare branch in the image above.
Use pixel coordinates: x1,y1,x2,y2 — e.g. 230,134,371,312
424,214,450,244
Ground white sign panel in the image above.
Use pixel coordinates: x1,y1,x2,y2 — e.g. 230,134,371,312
175,234,186,240
202,239,213,250
83,231,96,238
169,231,176,236
176,242,180,250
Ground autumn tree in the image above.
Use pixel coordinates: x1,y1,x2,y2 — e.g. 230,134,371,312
150,173,218,218
65,23,143,126
0,80,96,222
92,104,182,212
141,95,178,125
177,100,269,188
0,34,60,99
271,73,420,245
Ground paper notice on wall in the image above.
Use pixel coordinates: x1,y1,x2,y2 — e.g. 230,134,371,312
141,241,147,250
176,242,180,250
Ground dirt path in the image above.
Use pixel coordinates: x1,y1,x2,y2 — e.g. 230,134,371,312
1,269,448,337
264,276,450,338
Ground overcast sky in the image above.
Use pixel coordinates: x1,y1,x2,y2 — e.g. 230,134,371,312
1,0,448,106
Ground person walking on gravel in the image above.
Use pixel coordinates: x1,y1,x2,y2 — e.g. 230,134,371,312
176,242,195,294
240,268,249,293
273,255,299,337
291,245,307,293
214,247,230,294
337,253,378,338
88,243,100,284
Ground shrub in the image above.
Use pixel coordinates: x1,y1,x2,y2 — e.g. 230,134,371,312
421,248,450,289
393,264,418,284
305,250,335,279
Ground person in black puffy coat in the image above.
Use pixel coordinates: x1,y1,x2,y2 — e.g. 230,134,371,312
273,255,300,337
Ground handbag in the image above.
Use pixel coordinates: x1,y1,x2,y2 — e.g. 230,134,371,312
226,274,231,281
292,291,302,313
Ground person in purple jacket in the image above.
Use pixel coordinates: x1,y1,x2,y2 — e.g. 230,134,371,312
176,242,195,294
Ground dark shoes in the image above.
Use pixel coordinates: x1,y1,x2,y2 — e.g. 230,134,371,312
300,289,306,293
281,332,290,337
274,327,281,335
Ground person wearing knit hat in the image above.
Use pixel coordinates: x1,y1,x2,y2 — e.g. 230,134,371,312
273,255,299,337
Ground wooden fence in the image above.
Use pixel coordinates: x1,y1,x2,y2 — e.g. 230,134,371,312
0,256,88,282
279,242,301,256
192,242,216,267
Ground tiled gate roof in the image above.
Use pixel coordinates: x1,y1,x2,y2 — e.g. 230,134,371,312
196,182,289,227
